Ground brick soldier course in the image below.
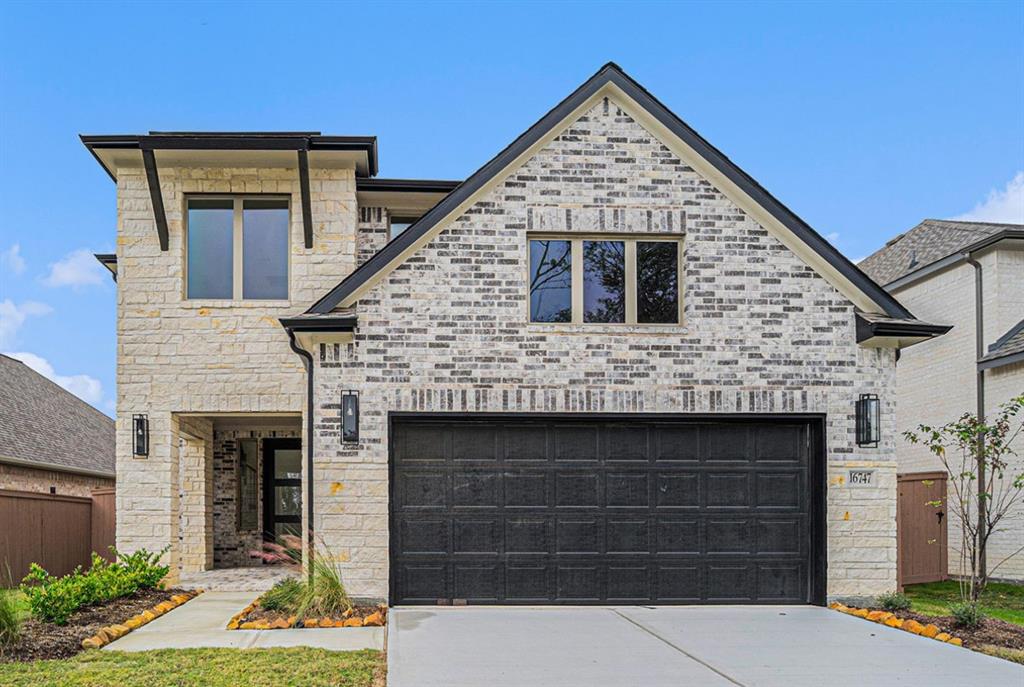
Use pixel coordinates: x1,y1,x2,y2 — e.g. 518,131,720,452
84,64,946,604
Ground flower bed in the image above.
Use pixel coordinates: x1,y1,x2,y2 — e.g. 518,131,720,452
831,602,964,645
1,587,197,663
227,601,385,630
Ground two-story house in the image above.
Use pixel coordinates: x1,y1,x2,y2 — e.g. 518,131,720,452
85,63,946,605
861,219,1024,583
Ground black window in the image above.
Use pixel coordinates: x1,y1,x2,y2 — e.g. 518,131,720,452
637,241,679,324
529,239,572,322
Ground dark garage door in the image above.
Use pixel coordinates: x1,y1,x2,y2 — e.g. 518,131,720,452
390,415,824,605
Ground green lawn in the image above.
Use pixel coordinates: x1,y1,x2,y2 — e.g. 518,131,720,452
0,648,383,687
904,580,1024,626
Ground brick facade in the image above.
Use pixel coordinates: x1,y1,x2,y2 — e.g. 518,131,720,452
0,463,113,497
311,97,898,601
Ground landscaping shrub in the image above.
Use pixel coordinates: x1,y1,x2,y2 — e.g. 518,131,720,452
295,554,353,620
260,578,303,612
0,588,22,650
20,548,169,625
950,602,986,628
876,591,911,612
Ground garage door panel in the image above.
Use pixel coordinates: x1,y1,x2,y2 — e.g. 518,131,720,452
391,416,816,605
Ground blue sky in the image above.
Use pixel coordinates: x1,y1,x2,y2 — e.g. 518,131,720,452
1,1,1022,416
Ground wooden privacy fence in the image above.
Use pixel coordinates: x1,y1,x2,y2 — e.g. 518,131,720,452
897,471,948,588
0,488,116,585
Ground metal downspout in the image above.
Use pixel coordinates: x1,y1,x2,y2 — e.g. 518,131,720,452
964,253,986,581
286,328,316,579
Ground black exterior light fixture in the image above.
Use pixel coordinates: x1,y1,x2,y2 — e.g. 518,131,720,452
133,413,149,457
855,394,880,447
341,391,360,443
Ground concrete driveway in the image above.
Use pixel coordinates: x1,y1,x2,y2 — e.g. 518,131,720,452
386,606,1023,687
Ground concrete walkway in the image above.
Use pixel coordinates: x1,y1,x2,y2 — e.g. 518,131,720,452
387,605,1024,687
104,591,384,652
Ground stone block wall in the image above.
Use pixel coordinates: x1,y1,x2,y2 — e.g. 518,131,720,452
114,164,357,575
311,96,899,600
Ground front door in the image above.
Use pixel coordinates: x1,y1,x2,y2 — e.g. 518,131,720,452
263,438,302,542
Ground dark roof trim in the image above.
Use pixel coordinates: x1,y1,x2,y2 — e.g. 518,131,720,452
141,148,170,251
80,132,379,180
307,62,912,318
94,253,117,282
979,350,1024,371
279,315,358,333
356,178,461,193
884,229,1024,291
855,313,952,344
0,453,116,480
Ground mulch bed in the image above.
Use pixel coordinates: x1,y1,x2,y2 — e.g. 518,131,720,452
869,607,1024,650
232,604,386,629
1,587,183,663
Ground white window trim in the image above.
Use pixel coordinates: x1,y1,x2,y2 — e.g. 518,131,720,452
528,233,684,325
184,195,291,301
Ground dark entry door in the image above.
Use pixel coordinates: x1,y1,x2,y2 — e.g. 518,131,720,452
263,438,302,542
390,415,823,606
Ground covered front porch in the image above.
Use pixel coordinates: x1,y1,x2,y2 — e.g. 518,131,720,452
174,413,305,586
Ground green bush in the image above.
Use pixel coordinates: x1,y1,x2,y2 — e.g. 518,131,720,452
20,548,169,625
876,591,911,612
260,578,303,612
950,601,986,628
296,555,352,620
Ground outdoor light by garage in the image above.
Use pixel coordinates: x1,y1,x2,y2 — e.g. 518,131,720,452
341,391,359,443
133,413,149,457
856,394,880,447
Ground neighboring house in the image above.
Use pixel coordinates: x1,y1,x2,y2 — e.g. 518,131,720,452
83,63,947,605
860,219,1024,581
0,354,115,495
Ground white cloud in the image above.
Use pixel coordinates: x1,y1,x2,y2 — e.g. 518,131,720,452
4,351,104,406
0,299,52,348
41,248,106,289
953,171,1024,224
1,244,26,275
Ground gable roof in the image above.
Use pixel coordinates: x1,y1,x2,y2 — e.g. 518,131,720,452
0,354,115,478
306,62,913,319
979,318,1024,370
859,219,1024,287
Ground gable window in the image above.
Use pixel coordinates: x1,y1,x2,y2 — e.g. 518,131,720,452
186,197,289,300
389,216,416,241
529,236,681,325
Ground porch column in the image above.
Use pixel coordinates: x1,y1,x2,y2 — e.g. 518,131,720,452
177,417,214,573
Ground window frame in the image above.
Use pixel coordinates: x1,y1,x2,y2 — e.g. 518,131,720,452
388,215,418,241
184,195,292,301
527,233,683,326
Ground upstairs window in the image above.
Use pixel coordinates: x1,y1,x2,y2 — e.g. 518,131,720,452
529,236,681,325
389,216,416,241
186,197,289,300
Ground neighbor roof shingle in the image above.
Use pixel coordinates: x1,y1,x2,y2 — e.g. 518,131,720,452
859,219,1021,286
981,319,1024,364
0,354,115,477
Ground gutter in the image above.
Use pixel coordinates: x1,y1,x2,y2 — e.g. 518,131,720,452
284,327,316,578
0,454,116,481
885,229,1024,292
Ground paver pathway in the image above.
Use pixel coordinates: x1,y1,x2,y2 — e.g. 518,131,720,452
104,591,384,652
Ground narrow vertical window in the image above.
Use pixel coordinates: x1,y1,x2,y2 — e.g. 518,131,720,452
529,240,572,322
242,199,289,299
186,199,233,299
637,241,679,323
583,240,625,323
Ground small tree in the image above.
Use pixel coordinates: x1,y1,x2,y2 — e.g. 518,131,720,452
904,394,1024,605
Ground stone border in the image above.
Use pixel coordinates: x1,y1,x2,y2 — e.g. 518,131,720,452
829,603,964,646
226,600,385,630
81,590,204,649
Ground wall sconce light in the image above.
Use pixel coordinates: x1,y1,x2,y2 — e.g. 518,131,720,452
341,391,359,443
856,394,880,447
133,413,149,457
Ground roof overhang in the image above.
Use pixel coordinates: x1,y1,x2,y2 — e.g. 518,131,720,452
855,312,952,348
94,253,117,282
355,178,461,218
306,63,915,319
81,132,378,251
979,350,1024,370
885,230,1024,292
280,314,358,351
